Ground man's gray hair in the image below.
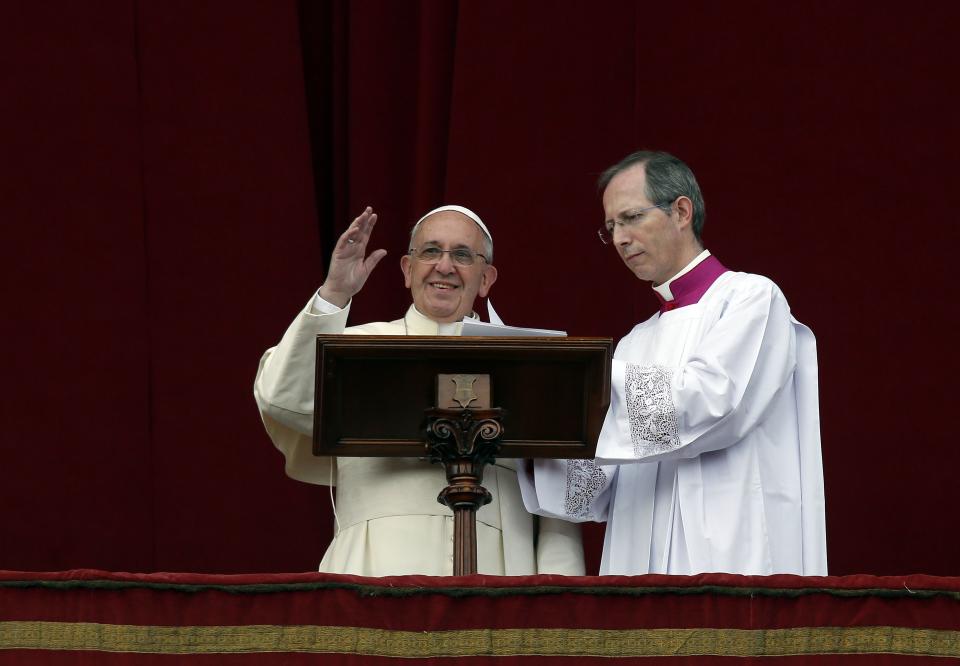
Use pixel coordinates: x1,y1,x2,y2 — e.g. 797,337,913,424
598,150,706,241
409,206,494,263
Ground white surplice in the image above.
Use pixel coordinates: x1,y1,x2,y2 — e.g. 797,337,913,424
520,265,827,576
254,297,585,576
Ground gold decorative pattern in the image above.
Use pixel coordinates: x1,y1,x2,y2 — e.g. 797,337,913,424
3,622,960,658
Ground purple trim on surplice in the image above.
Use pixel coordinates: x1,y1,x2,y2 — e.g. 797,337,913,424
654,255,729,313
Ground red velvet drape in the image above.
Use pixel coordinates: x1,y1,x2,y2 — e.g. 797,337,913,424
4,570,960,663
2,0,959,576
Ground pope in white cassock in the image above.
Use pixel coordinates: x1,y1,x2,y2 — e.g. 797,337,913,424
518,151,827,576
255,205,584,576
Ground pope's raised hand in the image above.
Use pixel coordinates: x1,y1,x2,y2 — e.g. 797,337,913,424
317,207,388,308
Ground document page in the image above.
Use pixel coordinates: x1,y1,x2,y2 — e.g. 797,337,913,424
461,320,567,337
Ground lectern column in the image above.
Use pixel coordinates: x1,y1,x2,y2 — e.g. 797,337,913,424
425,407,504,575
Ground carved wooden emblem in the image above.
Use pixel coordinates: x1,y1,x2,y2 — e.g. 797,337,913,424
437,373,490,409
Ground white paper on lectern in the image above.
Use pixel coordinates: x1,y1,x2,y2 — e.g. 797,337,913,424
461,319,567,337
486,299,505,325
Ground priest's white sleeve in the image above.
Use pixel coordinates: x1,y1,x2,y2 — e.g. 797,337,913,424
518,457,616,523
598,277,800,464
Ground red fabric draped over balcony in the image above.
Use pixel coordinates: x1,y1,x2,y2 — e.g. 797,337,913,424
3,570,960,663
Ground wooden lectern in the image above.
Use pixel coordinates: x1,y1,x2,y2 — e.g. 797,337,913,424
313,335,612,574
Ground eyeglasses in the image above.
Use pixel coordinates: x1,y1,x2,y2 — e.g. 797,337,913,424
409,244,488,266
597,203,672,245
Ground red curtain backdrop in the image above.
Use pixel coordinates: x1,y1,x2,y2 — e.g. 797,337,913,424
2,0,959,576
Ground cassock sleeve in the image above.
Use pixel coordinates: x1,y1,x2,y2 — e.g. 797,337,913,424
518,457,617,523
599,277,798,463
253,296,350,485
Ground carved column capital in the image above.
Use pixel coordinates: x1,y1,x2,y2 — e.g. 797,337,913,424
424,407,505,575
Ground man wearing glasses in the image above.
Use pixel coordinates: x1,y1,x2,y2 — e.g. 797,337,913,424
255,205,584,576
519,151,827,576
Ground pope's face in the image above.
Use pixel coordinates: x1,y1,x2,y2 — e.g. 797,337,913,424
602,164,688,286
400,212,497,323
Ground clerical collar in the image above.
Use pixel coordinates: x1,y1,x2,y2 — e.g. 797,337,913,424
652,250,728,313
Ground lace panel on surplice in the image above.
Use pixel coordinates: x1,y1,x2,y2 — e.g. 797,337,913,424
563,460,607,519
625,364,680,457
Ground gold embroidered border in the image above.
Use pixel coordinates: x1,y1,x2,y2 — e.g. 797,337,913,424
2,622,960,658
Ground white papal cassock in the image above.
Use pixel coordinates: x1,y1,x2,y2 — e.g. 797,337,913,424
519,252,827,576
255,296,585,577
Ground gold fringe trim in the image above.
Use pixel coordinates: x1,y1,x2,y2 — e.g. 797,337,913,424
2,622,960,658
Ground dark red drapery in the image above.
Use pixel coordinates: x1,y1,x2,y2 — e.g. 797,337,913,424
2,0,959,577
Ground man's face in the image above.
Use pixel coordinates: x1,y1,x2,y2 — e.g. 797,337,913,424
602,164,688,285
400,212,497,323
